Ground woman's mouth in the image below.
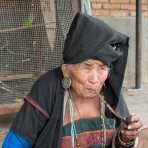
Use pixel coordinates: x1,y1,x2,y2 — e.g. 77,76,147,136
86,88,98,94
86,84,103,94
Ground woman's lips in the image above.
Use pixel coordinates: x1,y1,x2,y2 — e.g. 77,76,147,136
86,85,102,93
86,88,98,94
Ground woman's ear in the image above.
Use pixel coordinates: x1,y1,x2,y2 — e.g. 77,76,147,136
61,64,70,77
61,64,72,89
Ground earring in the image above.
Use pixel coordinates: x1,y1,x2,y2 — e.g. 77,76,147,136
62,76,71,89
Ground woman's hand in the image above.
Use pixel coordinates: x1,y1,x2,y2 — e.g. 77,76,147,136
120,115,143,142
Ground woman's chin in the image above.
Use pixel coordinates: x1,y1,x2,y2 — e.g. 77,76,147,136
84,92,98,99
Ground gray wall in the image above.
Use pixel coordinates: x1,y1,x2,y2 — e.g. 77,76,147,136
97,16,148,88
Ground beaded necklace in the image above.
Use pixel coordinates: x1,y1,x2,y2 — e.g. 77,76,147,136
100,95,106,148
69,98,81,148
68,91,106,148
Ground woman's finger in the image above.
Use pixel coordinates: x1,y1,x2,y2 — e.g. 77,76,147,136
121,129,139,141
121,129,139,137
121,115,143,130
130,115,140,123
127,120,143,130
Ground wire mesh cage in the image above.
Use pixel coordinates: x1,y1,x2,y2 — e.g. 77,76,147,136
0,0,74,104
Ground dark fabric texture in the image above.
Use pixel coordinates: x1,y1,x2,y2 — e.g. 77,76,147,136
63,13,129,110
11,67,129,148
11,13,130,148
63,13,129,66
11,68,64,148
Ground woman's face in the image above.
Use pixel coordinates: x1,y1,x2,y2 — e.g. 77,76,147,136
62,59,109,99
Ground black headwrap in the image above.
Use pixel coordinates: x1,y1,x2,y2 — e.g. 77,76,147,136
63,13,129,112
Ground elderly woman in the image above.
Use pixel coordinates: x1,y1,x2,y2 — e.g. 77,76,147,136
2,13,142,148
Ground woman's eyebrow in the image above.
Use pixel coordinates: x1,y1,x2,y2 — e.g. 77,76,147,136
83,61,92,64
96,63,106,67
84,62,105,66
99,64,107,67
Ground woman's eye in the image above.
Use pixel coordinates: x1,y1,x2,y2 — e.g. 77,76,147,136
99,66,108,71
101,66,106,70
85,63,91,67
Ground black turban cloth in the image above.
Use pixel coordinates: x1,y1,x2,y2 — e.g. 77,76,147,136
63,13,129,115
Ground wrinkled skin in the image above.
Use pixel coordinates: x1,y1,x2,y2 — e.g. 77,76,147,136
62,59,109,100
121,115,143,142
61,59,143,143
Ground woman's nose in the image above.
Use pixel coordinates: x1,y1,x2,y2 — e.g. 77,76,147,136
88,71,100,84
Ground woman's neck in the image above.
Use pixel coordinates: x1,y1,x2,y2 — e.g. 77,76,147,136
68,89,101,118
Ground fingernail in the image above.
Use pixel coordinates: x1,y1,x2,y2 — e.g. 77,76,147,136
128,126,131,129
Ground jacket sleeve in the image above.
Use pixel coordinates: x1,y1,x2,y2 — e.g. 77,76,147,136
2,130,32,148
10,75,50,145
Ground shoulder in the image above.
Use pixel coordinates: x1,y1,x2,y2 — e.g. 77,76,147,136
27,67,63,111
30,67,62,94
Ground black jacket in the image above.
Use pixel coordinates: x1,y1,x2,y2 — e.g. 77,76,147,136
12,67,129,148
